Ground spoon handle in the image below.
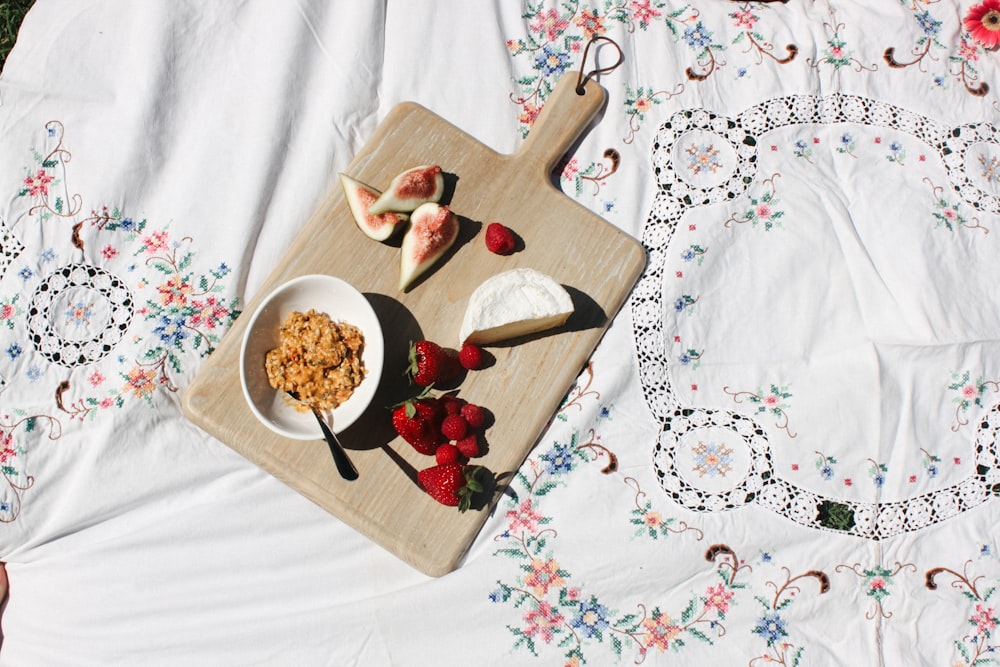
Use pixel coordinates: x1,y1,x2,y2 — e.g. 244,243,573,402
312,409,359,481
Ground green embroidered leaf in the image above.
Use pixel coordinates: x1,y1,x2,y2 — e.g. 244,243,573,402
680,597,697,623
687,627,712,644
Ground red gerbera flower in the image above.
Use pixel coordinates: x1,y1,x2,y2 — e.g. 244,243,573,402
965,0,1000,49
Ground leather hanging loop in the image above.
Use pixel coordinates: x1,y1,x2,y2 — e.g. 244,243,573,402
575,35,624,95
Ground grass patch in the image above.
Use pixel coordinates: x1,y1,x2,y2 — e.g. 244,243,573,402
0,0,34,71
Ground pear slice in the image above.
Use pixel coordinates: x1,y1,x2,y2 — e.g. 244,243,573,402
458,268,574,346
399,202,459,291
369,164,445,215
340,173,408,241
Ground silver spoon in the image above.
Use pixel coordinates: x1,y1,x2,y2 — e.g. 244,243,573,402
288,391,359,481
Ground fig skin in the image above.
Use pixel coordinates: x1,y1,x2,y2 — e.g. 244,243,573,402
399,202,458,291
369,165,445,215
340,173,407,241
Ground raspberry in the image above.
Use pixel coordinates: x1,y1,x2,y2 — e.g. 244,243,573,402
438,393,466,416
485,222,516,254
441,413,469,441
458,343,485,370
455,434,480,459
435,443,462,465
460,403,485,429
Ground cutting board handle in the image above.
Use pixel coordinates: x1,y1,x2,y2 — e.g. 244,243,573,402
516,75,606,176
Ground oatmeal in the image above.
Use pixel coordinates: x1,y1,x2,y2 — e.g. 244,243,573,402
265,309,366,412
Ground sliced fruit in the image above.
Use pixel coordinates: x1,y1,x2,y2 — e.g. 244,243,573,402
458,267,574,345
399,202,459,291
369,164,445,215
339,173,407,241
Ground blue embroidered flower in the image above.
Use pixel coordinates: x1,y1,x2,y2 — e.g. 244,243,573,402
534,44,572,76
684,22,712,49
154,314,188,346
40,248,56,263
678,352,692,365
119,217,136,232
25,365,41,381
753,612,788,645
5,343,21,360
18,267,32,281
680,248,695,262
540,441,575,475
571,598,610,639
915,10,941,37
927,464,938,478
820,464,834,480
674,297,687,312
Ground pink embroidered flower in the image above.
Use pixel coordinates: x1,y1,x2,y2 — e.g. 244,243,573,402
972,603,998,635
731,8,757,30
756,203,773,220
0,304,13,321
530,8,569,42
123,366,158,399
87,370,105,387
23,169,53,197
188,296,227,330
142,230,170,254
959,37,981,61
506,498,543,534
101,245,119,260
99,397,115,409
642,610,682,651
963,383,979,399
524,558,565,597
523,601,564,643
965,0,1000,49
561,157,580,181
704,583,734,614
630,0,662,26
763,393,780,407
868,577,887,593
575,9,605,39
565,587,581,601
0,445,14,464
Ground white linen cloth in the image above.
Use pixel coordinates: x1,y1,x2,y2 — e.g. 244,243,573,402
2,1,1000,665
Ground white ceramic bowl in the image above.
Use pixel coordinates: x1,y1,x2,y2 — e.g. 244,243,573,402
239,274,384,439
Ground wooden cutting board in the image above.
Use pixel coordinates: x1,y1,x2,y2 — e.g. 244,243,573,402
181,75,646,577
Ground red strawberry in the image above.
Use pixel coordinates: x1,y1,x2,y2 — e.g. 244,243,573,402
485,222,516,254
407,340,461,386
435,443,463,465
455,434,480,459
391,393,443,455
460,403,486,430
417,463,484,511
441,413,468,441
458,343,485,370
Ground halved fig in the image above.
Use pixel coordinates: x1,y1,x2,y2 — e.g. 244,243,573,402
369,165,445,215
399,202,458,291
340,173,407,241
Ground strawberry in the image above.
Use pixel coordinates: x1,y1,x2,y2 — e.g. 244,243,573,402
460,403,485,429
407,340,461,386
455,434,480,459
417,463,484,511
458,343,485,370
485,222,516,254
391,392,443,455
435,443,463,465
441,413,468,441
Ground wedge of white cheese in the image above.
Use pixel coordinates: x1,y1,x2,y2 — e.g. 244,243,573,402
459,267,574,346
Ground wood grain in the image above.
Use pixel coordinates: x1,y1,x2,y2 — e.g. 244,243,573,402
181,75,646,577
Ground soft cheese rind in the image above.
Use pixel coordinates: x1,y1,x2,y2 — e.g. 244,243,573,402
459,268,574,345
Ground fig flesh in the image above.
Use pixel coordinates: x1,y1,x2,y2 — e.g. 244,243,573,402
340,173,407,241
399,202,458,291
369,164,445,215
